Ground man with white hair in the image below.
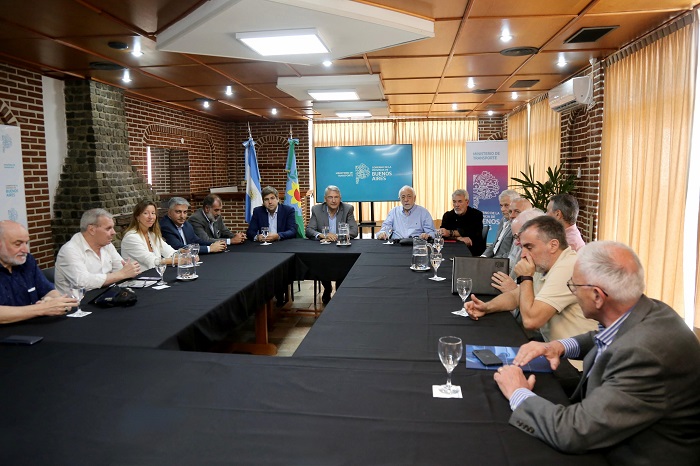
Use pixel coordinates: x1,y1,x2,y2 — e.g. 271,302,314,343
438,189,486,256
55,208,141,295
377,186,435,240
482,189,519,258
494,241,700,465
0,220,77,323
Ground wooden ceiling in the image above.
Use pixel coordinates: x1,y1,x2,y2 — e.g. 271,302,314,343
0,0,697,121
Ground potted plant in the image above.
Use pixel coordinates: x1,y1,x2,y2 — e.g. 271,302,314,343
511,164,577,210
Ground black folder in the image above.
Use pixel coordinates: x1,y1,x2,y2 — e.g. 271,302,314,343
451,256,509,298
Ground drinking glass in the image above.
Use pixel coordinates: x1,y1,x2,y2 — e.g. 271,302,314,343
260,227,270,245
320,226,330,244
430,252,442,280
69,285,85,315
155,258,167,285
456,278,473,312
383,228,393,244
433,235,444,254
438,336,463,394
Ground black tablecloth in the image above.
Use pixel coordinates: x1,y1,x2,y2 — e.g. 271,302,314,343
0,252,294,350
0,343,606,466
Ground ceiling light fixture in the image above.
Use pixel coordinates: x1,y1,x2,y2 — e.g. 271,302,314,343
131,40,143,57
271,108,278,115
203,100,210,108
452,103,458,110
511,92,518,99
308,89,359,101
467,77,475,89
122,69,131,83
236,29,329,56
500,27,512,42
323,60,332,67
225,85,233,96
336,111,371,118
557,55,567,68
487,110,494,116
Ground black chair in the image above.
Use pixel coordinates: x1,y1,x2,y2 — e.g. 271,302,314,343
482,225,490,242
42,267,55,283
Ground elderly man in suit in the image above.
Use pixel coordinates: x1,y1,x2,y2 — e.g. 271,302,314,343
246,186,297,242
188,194,246,245
494,241,700,465
306,185,358,304
481,189,519,258
160,197,227,255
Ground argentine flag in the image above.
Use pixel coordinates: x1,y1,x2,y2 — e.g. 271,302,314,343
244,137,262,223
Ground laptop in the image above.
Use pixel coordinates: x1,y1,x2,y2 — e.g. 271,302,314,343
451,256,510,300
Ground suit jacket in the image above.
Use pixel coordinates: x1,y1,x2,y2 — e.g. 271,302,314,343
510,295,700,465
306,202,358,239
188,208,234,241
246,203,297,240
440,206,486,256
159,215,214,254
481,217,513,258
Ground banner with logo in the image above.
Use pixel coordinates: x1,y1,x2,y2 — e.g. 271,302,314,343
466,140,508,244
0,125,27,226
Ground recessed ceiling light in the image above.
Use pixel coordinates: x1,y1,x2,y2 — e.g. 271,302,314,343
323,60,332,67
308,90,359,101
336,111,371,118
203,100,210,108
452,103,458,110
487,110,494,116
271,108,278,115
131,41,143,57
500,27,512,42
467,77,475,89
225,85,233,96
122,70,131,83
236,29,329,56
557,56,567,68
511,92,518,99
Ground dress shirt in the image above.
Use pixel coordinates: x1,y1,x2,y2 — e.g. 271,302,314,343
177,226,187,245
491,220,510,255
327,213,337,234
120,229,176,271
565,224,586,251
0,253,54,306
267,208,278,235
54,232,124,295
379,205,435,239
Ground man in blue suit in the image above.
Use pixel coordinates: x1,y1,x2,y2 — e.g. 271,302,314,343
246,186,297,242
160,197,227,255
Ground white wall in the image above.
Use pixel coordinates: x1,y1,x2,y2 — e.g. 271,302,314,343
42,76,67,216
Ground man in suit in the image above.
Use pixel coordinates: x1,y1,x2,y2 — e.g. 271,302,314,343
246,186,297,242
482,189,519,258
494,241,700,465
306,185,358,304
438,189,486,256
188,194,246,245
160,197,227,255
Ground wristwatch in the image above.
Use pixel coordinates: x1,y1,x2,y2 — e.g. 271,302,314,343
516,275,533,284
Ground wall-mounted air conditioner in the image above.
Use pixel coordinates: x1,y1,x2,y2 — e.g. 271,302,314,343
548,76,592,112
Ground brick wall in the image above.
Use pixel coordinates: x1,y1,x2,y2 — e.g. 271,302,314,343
0,64,53,266
478,116,505,140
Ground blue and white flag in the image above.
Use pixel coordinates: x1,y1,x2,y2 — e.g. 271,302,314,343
244,137,262,223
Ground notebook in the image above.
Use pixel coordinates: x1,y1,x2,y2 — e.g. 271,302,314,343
451,256,509,299
464,344,552,373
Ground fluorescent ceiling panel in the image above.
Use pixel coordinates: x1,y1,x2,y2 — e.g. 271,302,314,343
313,100,389,118
278,75,384,101
157,0,434,65
307,90,359,101
236,29,328,56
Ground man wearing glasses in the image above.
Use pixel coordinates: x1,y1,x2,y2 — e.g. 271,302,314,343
492,241,700,464
465,216,597,360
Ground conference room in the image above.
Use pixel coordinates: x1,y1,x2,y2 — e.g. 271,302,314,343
1,1,699,464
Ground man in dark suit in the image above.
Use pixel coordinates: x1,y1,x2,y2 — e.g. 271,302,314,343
493,241,700,465
481,189,518,258
188,194,246,245
160,197,227,255
306,185,358,304
246,186,297,242
438,189,486,256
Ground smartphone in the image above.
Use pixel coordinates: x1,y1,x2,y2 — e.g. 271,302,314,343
473,349,503,366
0,335,43,346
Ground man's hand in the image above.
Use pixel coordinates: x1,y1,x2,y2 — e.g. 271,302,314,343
377,231,387,240
438,228,449,237
209,240,226,253
37,295,79,316
514,256,536,277
512,340,565,370
464,294,489,320
494,365,536,400
118,259,140,280
265,233,280,242
457,236,473,247
324,233,338,242
491,271,517,293
419,232,431,240
231,232,246,244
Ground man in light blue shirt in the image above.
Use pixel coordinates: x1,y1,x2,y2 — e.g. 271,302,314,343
377,186,435,240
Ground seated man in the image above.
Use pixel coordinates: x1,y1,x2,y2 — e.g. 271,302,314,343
246,186,297,242
491,208,545,291
438,189,485,256
465,216,597,365
188,194,246,245
494,241,700,465
160,197,226,254
306,186,358,304
55,208,140,295
0,220,77,323
546,193,585,251
377,186,435,240
481,189,519,258
508,197,532,220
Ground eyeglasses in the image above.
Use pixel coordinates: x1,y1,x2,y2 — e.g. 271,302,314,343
566,279,608,296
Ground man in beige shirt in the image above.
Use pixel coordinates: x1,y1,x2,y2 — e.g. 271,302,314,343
465,216,597,367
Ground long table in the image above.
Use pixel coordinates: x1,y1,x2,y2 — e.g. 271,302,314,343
0,238,608,465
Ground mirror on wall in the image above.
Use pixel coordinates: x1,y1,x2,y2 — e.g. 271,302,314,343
148,147,190,195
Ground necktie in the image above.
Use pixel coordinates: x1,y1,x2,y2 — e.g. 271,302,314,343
177,227,186,245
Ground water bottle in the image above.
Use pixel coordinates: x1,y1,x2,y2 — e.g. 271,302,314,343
337,223,350,245
177,250,195,279
411,238,429,270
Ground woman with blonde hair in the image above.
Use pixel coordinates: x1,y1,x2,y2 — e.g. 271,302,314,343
121,200,177,270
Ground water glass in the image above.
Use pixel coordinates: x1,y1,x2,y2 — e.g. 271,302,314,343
456,278,473,311
438,336,463,394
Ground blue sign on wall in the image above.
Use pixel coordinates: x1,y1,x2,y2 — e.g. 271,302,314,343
314,144,413,202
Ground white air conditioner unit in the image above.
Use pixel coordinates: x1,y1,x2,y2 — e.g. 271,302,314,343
548,76,592,112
